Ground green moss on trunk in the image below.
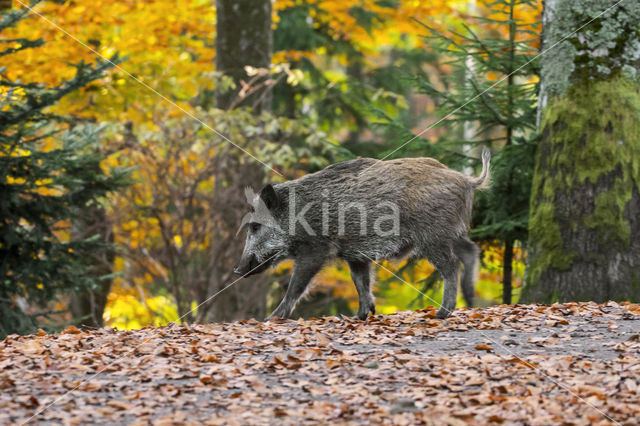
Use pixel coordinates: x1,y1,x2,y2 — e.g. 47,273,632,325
522,77,640,302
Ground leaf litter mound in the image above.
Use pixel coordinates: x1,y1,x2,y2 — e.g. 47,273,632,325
1,302,639,425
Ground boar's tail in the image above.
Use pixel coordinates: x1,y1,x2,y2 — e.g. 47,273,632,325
469,147,491,190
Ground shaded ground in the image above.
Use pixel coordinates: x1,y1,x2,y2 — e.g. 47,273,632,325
1,302,639,425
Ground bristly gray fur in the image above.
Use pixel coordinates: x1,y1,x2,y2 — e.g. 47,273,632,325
235,149,491,320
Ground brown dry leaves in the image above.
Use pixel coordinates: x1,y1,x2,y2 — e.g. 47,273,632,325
1,302,639,425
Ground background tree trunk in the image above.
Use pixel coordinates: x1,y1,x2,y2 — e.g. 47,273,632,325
502,238,513,304
205,0,273,322
215,0,272,113
521,1,640,303
70,205,114,328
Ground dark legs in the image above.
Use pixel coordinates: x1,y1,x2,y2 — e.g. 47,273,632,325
266,237,478,321
267,257,324,320
454,237,479,308
430,237,479,319
348,260,376,320
432,255,460,319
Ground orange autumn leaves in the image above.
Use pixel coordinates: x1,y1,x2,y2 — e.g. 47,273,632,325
1,303,638,423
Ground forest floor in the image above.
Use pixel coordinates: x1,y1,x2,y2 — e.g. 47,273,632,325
1,302,639,425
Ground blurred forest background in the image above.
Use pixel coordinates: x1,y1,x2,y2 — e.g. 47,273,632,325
2,0,638,336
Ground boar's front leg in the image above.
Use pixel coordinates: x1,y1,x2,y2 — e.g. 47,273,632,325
348,260,376,320
267,257,324,320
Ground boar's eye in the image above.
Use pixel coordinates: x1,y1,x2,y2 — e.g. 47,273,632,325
249,222,261,233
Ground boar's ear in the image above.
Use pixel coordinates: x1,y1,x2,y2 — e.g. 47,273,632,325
259,184,279,210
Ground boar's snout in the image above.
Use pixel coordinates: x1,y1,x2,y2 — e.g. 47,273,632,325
233,254,261,277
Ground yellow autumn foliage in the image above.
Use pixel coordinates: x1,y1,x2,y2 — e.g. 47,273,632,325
4,0,538,328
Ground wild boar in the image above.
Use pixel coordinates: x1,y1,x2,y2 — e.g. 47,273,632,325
234,148,490,320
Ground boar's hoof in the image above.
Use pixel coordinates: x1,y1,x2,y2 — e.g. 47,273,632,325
435,308,452,319
355,305,376,321
266,305,290,321
355,312,369,321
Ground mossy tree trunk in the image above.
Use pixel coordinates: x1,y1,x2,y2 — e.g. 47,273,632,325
521,1,640,303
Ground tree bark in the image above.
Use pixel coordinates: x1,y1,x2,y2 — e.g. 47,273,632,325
205,0,273,322
215,0,272,113
521,1,640,303
502,238,513,304
70,205,114,328
502,0,516,305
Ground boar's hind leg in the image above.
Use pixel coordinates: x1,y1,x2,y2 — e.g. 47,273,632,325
453,238,479,308
347,260,375,320
267,258,324,320
431,253,460,319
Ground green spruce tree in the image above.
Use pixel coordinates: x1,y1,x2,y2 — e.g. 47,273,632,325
397,0,540,304
0,3,129,336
